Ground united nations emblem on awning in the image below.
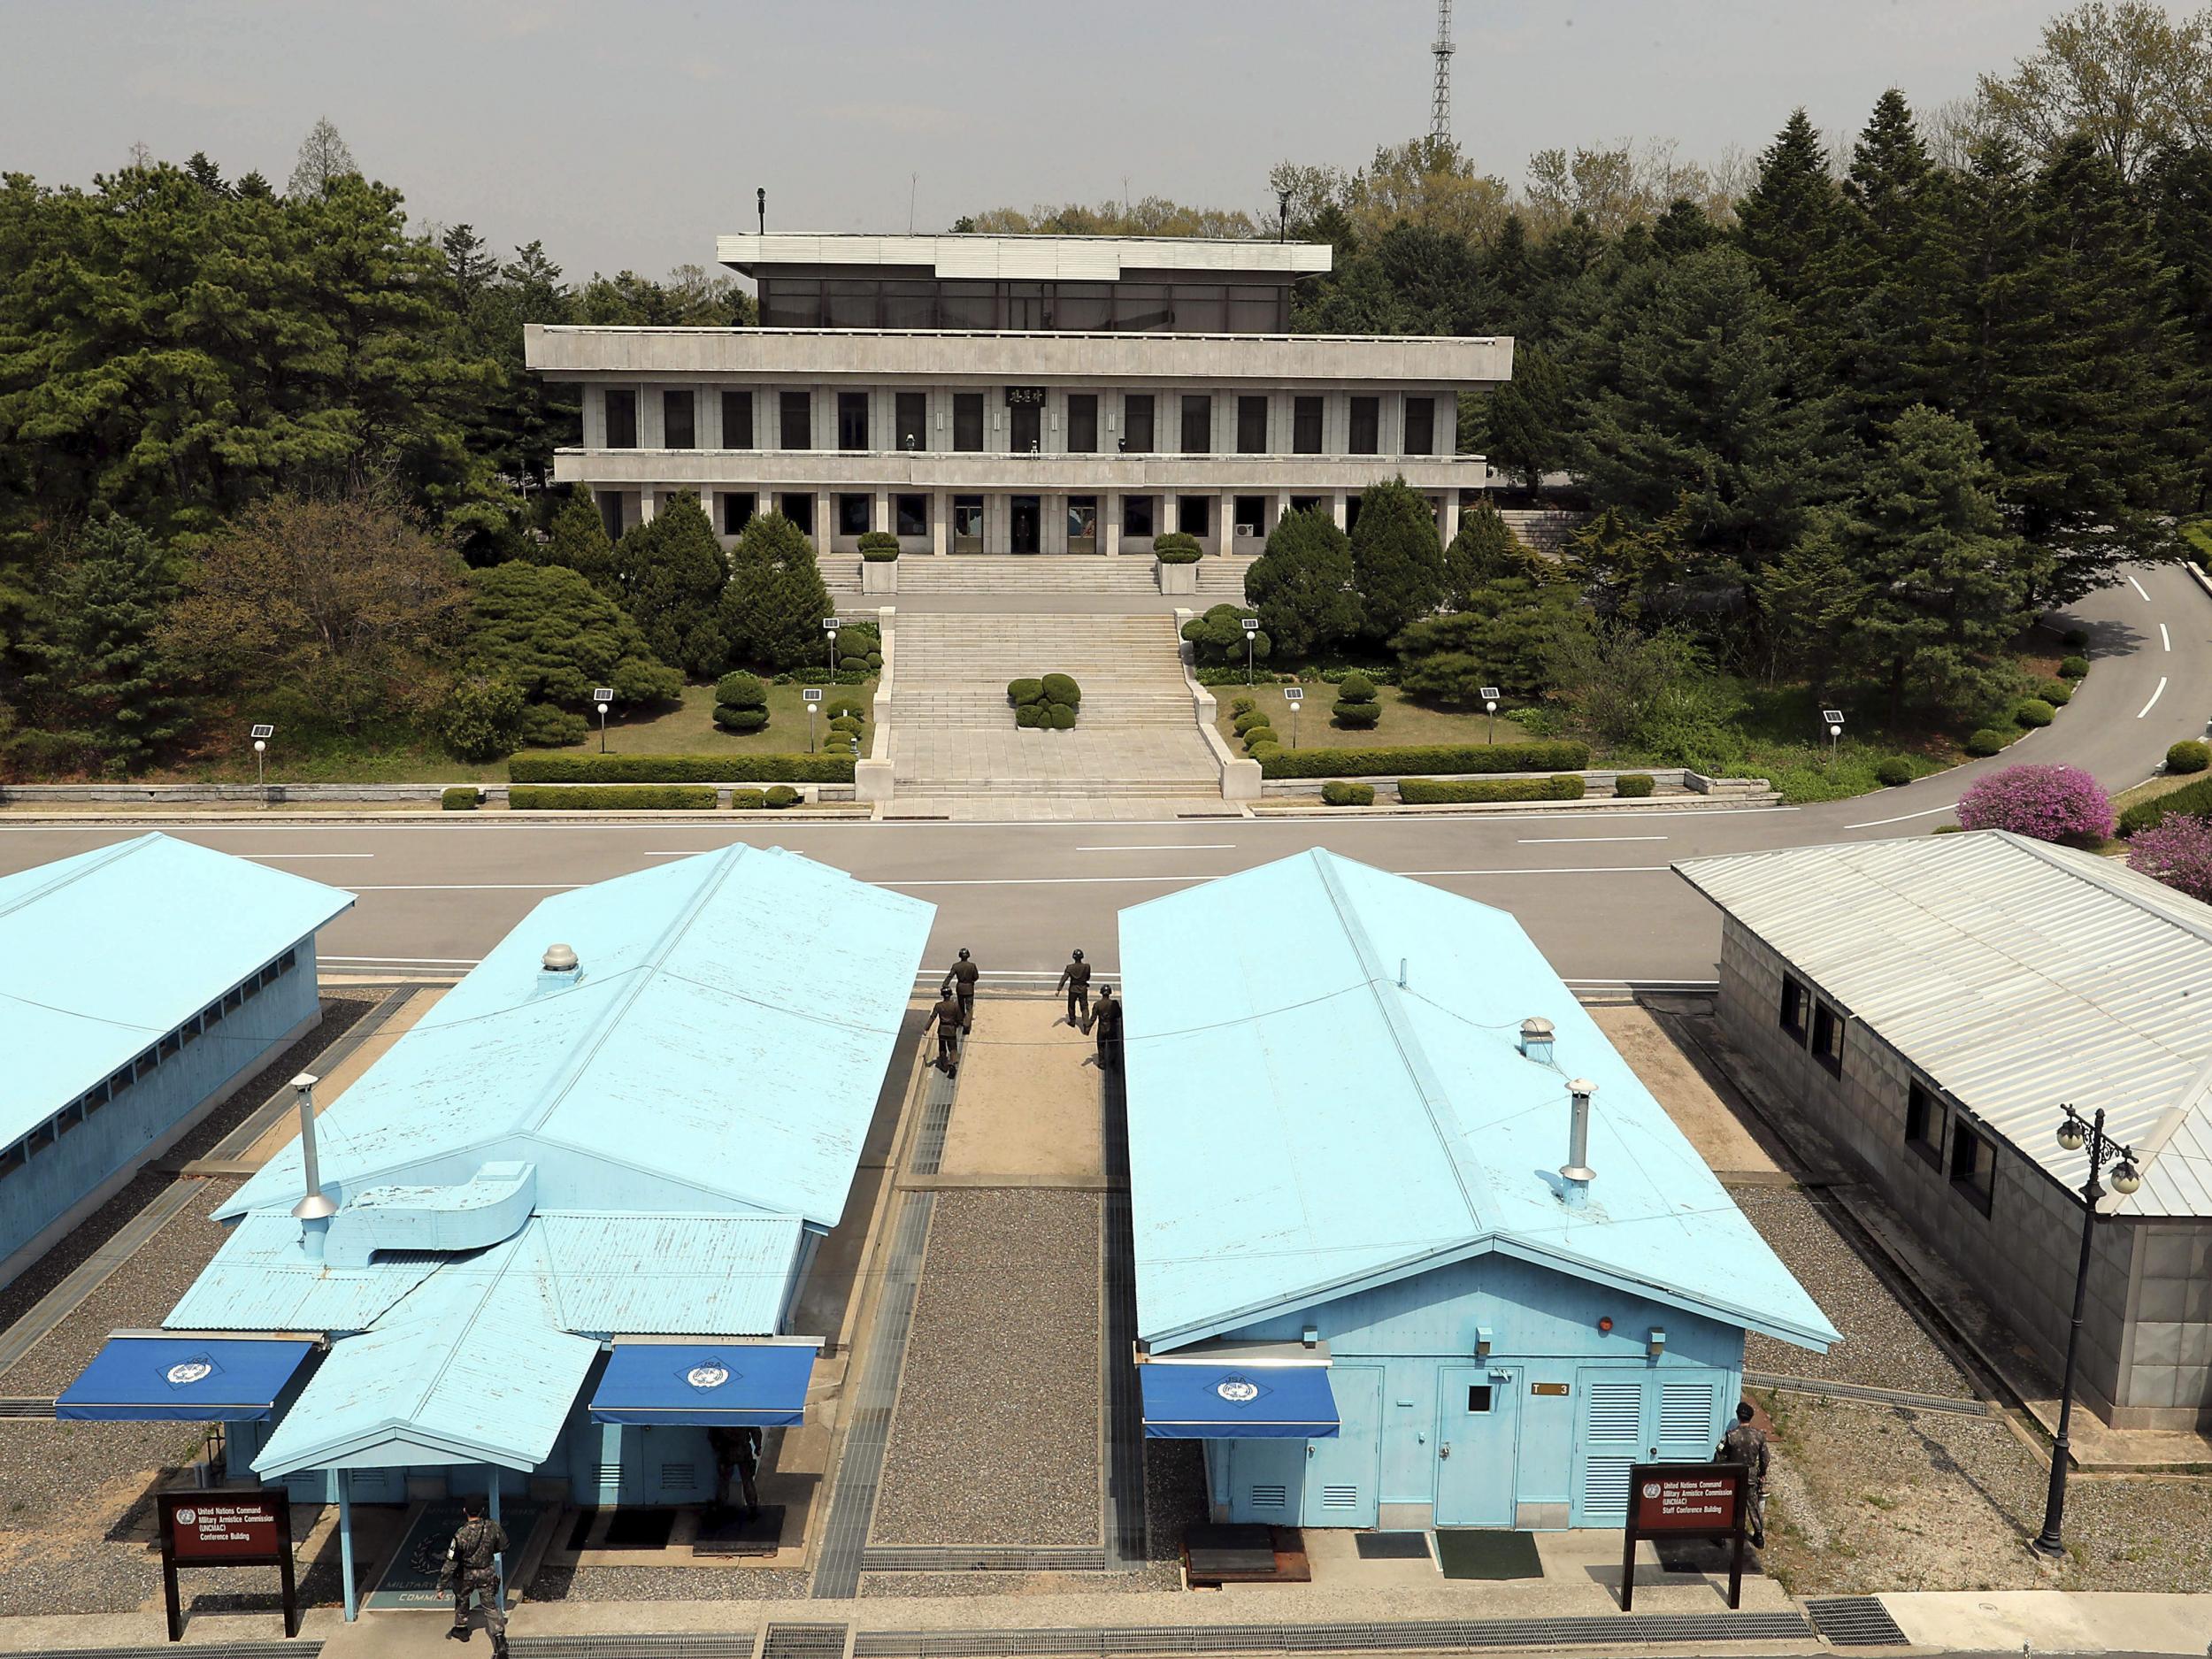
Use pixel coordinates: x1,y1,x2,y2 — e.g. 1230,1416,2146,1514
684,1363,732,1391
1214,1374,1264,1405
165,1359,214,1387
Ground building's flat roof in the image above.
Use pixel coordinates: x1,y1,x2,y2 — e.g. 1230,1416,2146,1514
0,833,353,1148
1677,829,2212,1219
1118,849,1839,1353
718,233,1332,280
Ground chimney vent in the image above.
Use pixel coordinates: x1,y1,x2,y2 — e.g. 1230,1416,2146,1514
1560,1079,1597,1206
288,1072,336,1259
542,943,579,973
1518,1017,1555,1064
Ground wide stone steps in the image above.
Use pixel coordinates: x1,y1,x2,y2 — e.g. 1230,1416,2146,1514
894,694,1195,726
893,778,1219,799
818,555,1257,598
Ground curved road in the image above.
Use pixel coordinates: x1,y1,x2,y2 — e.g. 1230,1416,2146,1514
4,563,2206,987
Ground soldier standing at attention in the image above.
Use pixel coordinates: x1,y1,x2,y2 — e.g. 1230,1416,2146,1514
923,987,966,1077
709,1424,763,1521
942,948,980,1032
1081,983,1124,1071
441,1494,509,1655
1718,1400,1770,1548
1056,948,1092,1026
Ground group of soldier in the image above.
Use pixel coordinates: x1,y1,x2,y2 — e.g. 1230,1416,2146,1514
921,947,1124,1077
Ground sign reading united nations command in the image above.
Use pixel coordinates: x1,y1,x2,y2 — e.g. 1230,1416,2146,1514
1618,1461,1748,1612
157,1489,296,1640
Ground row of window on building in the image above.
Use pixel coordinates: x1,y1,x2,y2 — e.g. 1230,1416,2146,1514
602,388,1443,460
0,949,299,1179
754,275,1294,335
1777,972,1996,1215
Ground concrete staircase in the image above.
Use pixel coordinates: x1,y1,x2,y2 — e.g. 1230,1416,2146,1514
889,613,1224,805
819,553,1258,601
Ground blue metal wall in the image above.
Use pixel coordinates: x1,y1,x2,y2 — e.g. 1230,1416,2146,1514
1203,1251,1743,1529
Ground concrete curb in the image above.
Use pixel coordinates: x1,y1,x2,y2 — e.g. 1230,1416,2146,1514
0,809,874,827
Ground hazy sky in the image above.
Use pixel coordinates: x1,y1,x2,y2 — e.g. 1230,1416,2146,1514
1,1,2095,282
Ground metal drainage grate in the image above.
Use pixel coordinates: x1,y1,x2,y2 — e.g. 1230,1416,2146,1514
908,1059,958,1176
8,1648,322,1659
1099,1061,1147,1567
1745,1371,1996,1418
1805,1597,1910,1647
762,1628,853,1659
0,1397,57,1418
862,1546,1109,1573
516,1641,757,1659
851,1612,1813,1656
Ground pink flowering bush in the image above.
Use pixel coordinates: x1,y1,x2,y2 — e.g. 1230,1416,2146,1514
1955,764,2115,844
2127,814,2212,902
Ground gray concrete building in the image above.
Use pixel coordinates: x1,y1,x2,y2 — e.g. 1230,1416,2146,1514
524,233,1512,561
1677,830,2212,1431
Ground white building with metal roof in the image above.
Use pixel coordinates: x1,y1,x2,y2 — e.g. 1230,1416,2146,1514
1677,829,2212,1430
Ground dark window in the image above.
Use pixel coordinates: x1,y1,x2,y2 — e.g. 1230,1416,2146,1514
953,393,985,452
940,281,995,328
1005,281,1045,331
1056,283,1112,331
1345,495,1363,535
722,492,757,536
1229,285,1284,333
108,1066,132,1094
662,389,695,449
780,390,811,450
1115,283,1171,331
158,1032,182,1061
780,492,814,534
758,278,820,327
1123,394,1155,453
1906,1081,1947,1167
896,494,927,537
953,495,984,550
1949,1119,1995,1213
838,494,871,536
0,1141,23,1176
604,389,638,449
895,392,927,451
1467,1385,1494,1413
1010,400,1041,454
223,986,244,1013
1067,394,1098,454
1175,282,1228,332
1235,495,1268,539
180,1013,202,1046
825,280,878,328
134,1050,157,1081
882,280,936,329
1237,396,1269,455
1180,394,1213,455
1123,495,1155,538
1349,396,1379,455
1404,396,1435,456
1068,495,1098,552
1294,396,1324,455
1810,1002,1843,1074
1289,494,1325,516
598,491,624,541
721,390,754,449
280,948,296,972
836,392,869,451
1179,495,1210,538
1778,975,1809,1041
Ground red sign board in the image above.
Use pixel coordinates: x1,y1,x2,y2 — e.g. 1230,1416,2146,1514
1632,1467,1742,1532
162,1492,288,1563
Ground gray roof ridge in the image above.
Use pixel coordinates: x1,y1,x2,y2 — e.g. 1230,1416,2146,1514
2001,831,2212,950
0,831,155,923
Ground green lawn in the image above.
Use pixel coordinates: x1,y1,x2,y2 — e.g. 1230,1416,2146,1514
1213,683,1538,751
595,680,875,758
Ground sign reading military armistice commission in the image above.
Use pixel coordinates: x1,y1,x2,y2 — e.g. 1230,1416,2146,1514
157,1489,296,1640
1617,1462,1747,1612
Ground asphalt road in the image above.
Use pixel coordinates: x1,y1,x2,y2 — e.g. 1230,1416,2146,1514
4,563,2206,986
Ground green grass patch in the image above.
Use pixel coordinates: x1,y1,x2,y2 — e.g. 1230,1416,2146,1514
1215,683,1538,751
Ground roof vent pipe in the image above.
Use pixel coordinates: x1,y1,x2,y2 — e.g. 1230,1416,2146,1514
1560,1079,1596,1207
542,943,579,973
1398,956,1408,989
289,1072,336,1260
757,186,766,236
1518,1017,1555,1064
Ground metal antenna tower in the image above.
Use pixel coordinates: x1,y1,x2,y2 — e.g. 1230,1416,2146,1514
1430,0,1454,144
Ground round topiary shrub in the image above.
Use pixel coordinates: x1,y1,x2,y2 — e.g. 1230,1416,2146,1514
1248,741,1283,763
2015,698,2056,727
1331,701,1381,729
2059,655,2090,680
857,530,900,562
1014,702,1044,729
1046,703,1078,730
1041,672,1081,706
1155,531,1202,565
1009,678,1046,707
1336,672,1378,704
442,786,481,810
713,704,771,733
1965,728,2009,757
715,671,769,710
732,787,767,810
1955,763,2115,843
1616,772,1656,797
829,716,863,737
2062,626,2090,649
2036,678,2073,707
1321,780,1377,807
1231,696,1257,718
1233,710,1267,734
1242,725,1279,750
1875,757,1914,787
2168,740,2211,775
518,703,589,748
824,695,867,721
765,785,800,809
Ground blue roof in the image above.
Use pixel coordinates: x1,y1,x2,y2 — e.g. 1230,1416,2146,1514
589,1341,818,1427
0,833,352,1146
1118,850,1839,1353
57,1337,316,1423
1140,1361,1340,1440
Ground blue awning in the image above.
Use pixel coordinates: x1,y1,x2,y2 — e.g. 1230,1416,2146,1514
58,1336,317,1422
588,1342,818,1427
1140,1362,1340,1439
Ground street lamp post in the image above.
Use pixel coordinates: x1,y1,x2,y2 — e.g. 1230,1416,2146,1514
2032,1103,2143,1559
1823,708,1845,753
250,723,274,787
1480,687,1500,747
825,619,839,684
1242,617,1260,686
593,687,614,754
1282,685,1303,749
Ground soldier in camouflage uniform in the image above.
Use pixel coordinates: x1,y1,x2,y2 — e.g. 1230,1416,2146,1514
441,1494,509,1655
1718,1400,1770,1548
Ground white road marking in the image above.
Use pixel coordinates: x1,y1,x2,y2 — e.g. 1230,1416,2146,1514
1517,835,1667,845
642,850,725,856
2130,573,2151,600
2139,676,2169,718
886,864,1671,888
1844,803,1959,829
241,852,375,859
349,883,580,892
1076,843,1235,852
1394,865,1671,878
2162,623,2172,651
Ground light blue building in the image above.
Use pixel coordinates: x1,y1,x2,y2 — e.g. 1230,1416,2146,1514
0,833,351,1290
59,843,933,1616
1118,850,1837,1532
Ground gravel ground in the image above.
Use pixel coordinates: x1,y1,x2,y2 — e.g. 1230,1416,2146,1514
1141,1440,1207,1563
526,1565,814,1601
1730,1185,1974,1398
872,1191,1102,1547
859,1567,1181,1598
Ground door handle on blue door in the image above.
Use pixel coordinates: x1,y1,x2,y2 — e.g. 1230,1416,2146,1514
1439,1442,1450,1459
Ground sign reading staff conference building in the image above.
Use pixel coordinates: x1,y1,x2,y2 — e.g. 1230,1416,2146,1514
157,1489,296,1640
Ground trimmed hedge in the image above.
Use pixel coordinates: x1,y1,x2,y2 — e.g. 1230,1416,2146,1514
1875,757,1913,787
1041,672,1081,706
1014,703,1043,728
1321,780,1376,806
2015,698,2056,727
1045,703,1077,730
442,787,480,810
2169,740,2211,774
1155,531,1202,565
1233,710,1270,735
1335,672,1377,704
766,785,800,808
714,671,768,710
2059,654,2090,680
2121,774,2212,836
1332,701,1381,729
713,705,771,733
857,530,900,562
1230,696,1257,717
1400,775,1586,804
511,752,854,783
824,694,869,720
1241,726,1279,751
2035,678,2073,706
1615,772,1656,797
732,787,767,810
510,785,717,810
1009,678,1045,706
1965,728,2009,757
1260,741,1589,780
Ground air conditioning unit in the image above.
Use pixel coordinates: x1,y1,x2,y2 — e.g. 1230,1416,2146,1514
1234,523,1256,537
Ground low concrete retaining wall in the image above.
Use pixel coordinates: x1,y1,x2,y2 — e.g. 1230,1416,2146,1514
1259,767,1773,801
1,780,858,807
1175,609,1256,802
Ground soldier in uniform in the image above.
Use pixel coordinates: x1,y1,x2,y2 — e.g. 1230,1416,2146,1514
709,1424,763,1520
1718,1400,1770,1548
922,987,967,1076
440,1494,509,1655
941,948,980,1032
1056,949,1092,1026
1081,984,1124,1071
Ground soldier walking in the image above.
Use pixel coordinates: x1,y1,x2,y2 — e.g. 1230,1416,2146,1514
440,1494,509,1656
941,948,980,1032
1718,1400,1770,1548
923,986,967,1077
1081,984,1125,1071
1056,949,1092,1026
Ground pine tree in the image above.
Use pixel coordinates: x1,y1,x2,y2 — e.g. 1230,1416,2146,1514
1482,343,1566,494
540,488,619,591
1734,111,1843,311
1749,519,1869,687
1347,478,1447,643
616,493,728,677
718,512,832,672
442,224,498,303
1440,499,1539,610
1243,507,1361,659
286,117,357,199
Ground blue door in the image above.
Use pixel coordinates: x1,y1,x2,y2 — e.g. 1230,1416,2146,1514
1433,1365,1518,1526
1298,1365,1381,1528
1570,1370,1726,1526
